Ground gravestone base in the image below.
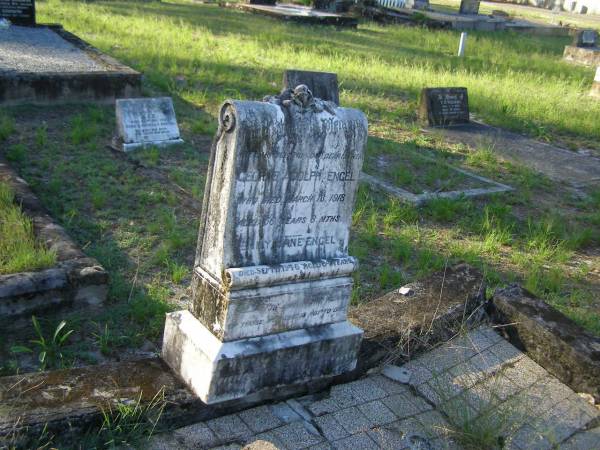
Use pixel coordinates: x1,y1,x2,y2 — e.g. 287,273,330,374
113,137,184,152
190,265,355,342
563,45,600,67
591,81,600,98
162,310,362,404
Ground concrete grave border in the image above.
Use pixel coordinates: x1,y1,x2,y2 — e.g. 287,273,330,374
0,264,485,446
0,159,108,317
492,285,600,402
0,24,141,105
361,155,513,205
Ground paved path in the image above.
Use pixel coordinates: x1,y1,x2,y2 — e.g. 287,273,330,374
434,122,600,189
149,326,599,450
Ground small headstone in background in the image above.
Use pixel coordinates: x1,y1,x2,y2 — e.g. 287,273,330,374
573,29,598,48
405,0,430,10
418,87,469,127
113,97,183,152
459,0,480,15
0,0,35,26
283,69,339,105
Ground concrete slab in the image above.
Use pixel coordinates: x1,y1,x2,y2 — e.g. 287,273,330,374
433,121,600,188
0,25,140,104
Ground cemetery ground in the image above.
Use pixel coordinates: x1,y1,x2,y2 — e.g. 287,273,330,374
0,1,599,447
0,0,598,372
430,0,600,31
0,0,599,371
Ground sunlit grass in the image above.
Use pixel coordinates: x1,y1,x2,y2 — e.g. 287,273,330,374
0,182,56,274
38,0,600,147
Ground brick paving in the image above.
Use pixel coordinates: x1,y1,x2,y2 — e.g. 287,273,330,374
148,326,600,450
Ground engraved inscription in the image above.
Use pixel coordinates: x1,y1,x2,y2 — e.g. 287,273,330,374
0,0,35,24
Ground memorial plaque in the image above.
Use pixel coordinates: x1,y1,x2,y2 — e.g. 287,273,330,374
0,0,35,26
418,87,469,127
162,85,367,404
283,69,339,105
114,97,183,152
459,0,480,15
573,29,599,48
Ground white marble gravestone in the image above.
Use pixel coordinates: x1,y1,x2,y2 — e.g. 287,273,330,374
114,97,183,152
162,86,368,404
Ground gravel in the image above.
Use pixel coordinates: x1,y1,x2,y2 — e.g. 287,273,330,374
0,25,107,73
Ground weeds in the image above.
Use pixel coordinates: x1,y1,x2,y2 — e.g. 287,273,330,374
12,317,73,371
84,389,166,449
0,113,15,140
0,182,56,274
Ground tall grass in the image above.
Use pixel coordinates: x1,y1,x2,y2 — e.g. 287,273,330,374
38,0,600,145
0,182,56,274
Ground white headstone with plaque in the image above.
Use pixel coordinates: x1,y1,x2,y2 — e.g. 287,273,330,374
114,97,183,152
162,85,368,404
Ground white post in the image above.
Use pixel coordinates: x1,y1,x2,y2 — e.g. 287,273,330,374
458,32,467,57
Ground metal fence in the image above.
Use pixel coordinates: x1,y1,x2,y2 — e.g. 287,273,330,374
376,0,406,9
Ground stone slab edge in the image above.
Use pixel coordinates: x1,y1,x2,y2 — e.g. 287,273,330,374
0,158,108,316
491,284,600,402
360,168,513,205
0,24,141,105
227,3,359,27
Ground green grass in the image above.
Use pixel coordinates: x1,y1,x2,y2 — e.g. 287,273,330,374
0,0,598,373
38,0,599,149
0,182,56,275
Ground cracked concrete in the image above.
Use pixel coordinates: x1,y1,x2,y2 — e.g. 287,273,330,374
148,326,600,449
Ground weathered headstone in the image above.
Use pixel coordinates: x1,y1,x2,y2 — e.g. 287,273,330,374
113,97,183,152
162,85,368,404
459,0,480,15
573,29,598,48
418,87,469,127
0,0,35,26
283,69,339,105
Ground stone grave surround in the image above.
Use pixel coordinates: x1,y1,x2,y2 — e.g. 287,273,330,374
0,0,35,26
162,85,368,405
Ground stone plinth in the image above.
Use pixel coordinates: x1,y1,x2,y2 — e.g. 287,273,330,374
162,86,368,404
